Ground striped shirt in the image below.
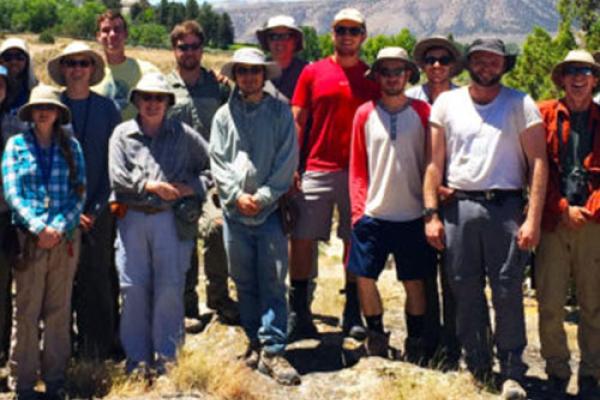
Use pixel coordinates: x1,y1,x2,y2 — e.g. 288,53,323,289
1,130,86,235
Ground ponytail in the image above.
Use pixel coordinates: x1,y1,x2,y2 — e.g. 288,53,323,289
54,122,85,198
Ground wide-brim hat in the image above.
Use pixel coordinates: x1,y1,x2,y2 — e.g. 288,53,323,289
365,46,420,84
47,41,105,87
551,49,600,89
0,37,30,57
129,72,175,106
18,84,71,125
412,36,464,77
221,47,281,80
256,15,304,53
465,38,517,73
332,8,366,27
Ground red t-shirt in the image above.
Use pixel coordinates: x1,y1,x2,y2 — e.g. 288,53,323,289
292,57,380,172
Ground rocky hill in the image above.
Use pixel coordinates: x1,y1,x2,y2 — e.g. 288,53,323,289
215,0,559,44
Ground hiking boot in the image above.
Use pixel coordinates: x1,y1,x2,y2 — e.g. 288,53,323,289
501,379,527,400
184,316,206,334
241,340,261,369
365,330,390,358
404,337,428,366
257,351,301,386
579,375,600,400
215,299,240,326
341,284,366,341
287,311,319,342
546,375,569,398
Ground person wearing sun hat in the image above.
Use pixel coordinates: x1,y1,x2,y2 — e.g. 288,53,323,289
423,38,548,399
536,49,600,399
108,72,210,375
2,84,86,400
256,15,307,103
210,47,299,385
0,37,38,116
48,41,122,360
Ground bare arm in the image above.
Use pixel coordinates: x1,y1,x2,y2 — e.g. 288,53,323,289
423,123,447,250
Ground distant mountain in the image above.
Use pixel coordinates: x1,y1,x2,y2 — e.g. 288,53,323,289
215,0,559,44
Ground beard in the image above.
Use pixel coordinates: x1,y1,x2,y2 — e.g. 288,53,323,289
178,56,200,71
468,68,503,87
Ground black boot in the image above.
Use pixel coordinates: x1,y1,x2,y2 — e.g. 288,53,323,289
341,283,367,340
288,280,318,342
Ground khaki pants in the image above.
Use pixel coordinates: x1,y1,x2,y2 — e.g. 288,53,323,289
536,222,600,380
9,231,80,391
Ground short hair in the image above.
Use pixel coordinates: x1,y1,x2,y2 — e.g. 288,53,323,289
96,10,128,34
170,20,205,48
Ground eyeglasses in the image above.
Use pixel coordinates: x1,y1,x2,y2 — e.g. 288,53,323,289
176,43,202,52
267,32,294,42
1,52,27,62
61,59,93,68
139,93,169,103
32,104,57,111
424,55,453,66
235,65,264,76
378,67,406,78
334,25,364,37
563,66,595,77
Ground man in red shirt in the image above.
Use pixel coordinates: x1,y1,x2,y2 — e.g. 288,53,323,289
289,8,379,340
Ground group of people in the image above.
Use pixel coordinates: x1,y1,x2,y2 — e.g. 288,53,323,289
0,5,597,400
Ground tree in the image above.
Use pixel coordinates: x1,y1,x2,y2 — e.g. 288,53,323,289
130,0,151,22
361,29,417,64
11,0,59,33
216,12,234,49
318,33,333,58
101,0,120,10
299,26,321,61
557,0,599,47
185,0,199,21
129,22,169,48
197,2,218,47
59,0,107,39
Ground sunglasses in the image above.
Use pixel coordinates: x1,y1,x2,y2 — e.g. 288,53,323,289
61,59,93,68
267,32,294,42
378,67,406,78
235,65,264,76
424,55,453,66
334,25,364,37
32,104,57,111
1,52,27,62
176,43,202,52
139,93,169,103
563,66,595,77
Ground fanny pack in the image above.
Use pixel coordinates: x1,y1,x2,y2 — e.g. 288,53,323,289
173,195,203,240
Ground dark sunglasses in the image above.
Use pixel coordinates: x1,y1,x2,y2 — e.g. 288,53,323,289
32,104,57,111
235,65,264,76
139,93,168,102
334,25,364,37
176,43,202,52
424,55,453,66
267,32,294,42
563,66,595,77
1,52,27,62
61,59,93,68
378,67,406,78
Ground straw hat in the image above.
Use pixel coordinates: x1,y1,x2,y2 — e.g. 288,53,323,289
465,38,517,72
47,41,105,87
256,15,304,53
221,48,281,80
412,36,464,77
18,85,71,124
128,72,175,106
365,46,420,84
551,49,600,89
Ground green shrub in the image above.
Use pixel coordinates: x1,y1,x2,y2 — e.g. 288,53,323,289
38,30,55,44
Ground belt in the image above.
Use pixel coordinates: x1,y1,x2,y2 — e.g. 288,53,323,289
454,189,524,202
127,204,164,214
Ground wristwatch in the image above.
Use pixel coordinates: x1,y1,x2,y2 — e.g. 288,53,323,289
422,207,439,218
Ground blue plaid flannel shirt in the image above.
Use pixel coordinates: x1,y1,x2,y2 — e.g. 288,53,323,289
1,131,86,235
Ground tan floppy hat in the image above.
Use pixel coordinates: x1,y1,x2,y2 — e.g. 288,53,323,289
365,46,420,84
332,8,366,27
551,49,600,89
256,15,304,53
412,36,464,77
221,47,281,80
47,41,105,87
129,72,175,106
18,85,71,125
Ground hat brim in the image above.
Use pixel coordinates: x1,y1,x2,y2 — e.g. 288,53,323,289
47,49,105,87
464,51,517,73
18,100,71,125
551,60,600,90
413,37,464,77
221,61,281,81
366,57,420,84
256,26,304,53
129,89,175,106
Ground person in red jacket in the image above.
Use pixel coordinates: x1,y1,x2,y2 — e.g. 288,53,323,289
537,50,600,400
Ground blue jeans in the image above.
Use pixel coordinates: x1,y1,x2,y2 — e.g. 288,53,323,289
115,210,193,371
223,212,288,355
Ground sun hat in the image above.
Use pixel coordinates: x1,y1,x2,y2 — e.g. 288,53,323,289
128,72,175,106
551,49,600,89
332,8,366,27
465,38,517,72
221,47,281,80
0,37,30,57
412,36,464,77
365,47,420,84
18,85,71,124
256,15,304,53
47,41,105,87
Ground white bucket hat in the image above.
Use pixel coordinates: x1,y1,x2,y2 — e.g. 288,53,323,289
256,15,304,53
47,41,105,87
18,85,71,125
412,36,464,77
365,47,420,84
332,8,366,27
0,37,29,57
551,49,600,89
129,72,175,106
221,48,281,81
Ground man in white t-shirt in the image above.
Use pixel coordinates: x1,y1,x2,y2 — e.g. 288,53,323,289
423,38,548,399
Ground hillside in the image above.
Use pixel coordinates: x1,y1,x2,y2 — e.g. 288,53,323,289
215,0,559,44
